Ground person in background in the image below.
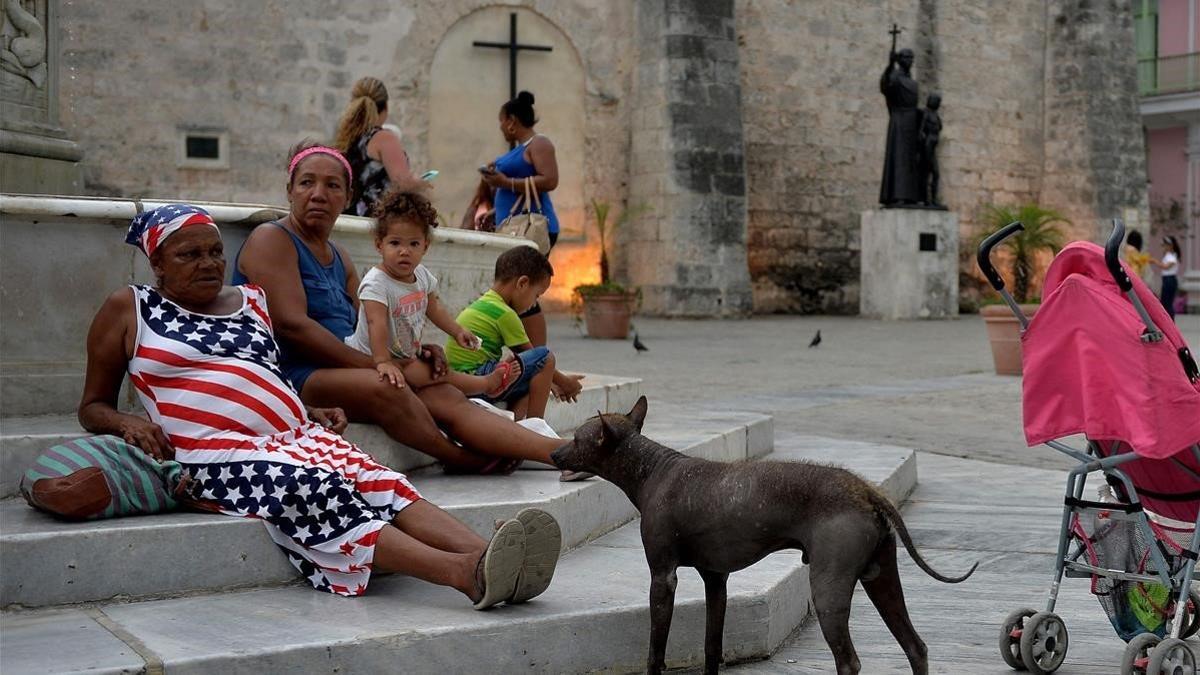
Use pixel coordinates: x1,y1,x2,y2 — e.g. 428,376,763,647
460,179,496,232
1124,229,1151,284
1150,235,1182,319
479,90,583,403
333,76,425,216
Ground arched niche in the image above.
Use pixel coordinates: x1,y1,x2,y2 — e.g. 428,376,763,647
428,7,585,240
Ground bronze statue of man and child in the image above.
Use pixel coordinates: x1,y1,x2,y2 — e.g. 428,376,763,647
879,24,943,209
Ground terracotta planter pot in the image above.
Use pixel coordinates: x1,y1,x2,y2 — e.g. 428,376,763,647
980,304,1039,375
581,292,635,339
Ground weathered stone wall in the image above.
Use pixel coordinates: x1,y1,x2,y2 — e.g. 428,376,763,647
53,0,1147,316
1042,0,1149,240
56,0,634,308
622,0,753,317
737,0,1049,313
737,0,1143,313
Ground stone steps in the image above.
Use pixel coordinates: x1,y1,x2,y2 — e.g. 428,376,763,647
0,406,771,608
0,434,918,675
0,374,641,500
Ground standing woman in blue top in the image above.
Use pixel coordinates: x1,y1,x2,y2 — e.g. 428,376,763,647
480,91,582,403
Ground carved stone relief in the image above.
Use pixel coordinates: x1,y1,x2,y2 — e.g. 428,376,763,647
1,0,51,124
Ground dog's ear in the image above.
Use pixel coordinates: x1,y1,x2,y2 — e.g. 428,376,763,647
598,413,619,449
627,396,648,433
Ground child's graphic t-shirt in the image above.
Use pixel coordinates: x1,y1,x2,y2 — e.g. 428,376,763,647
345,264,438,360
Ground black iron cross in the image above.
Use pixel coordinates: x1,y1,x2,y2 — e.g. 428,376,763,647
473,12,553,102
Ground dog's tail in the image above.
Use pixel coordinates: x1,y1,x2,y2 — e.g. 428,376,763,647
868,490,978,584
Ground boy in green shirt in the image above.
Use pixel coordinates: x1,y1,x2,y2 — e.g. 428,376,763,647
447,246,557,422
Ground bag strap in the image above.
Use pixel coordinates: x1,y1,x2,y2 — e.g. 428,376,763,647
507,183,527,218
526,177,543,213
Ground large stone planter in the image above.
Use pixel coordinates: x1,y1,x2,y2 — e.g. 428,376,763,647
981,304,1039,375
581,292,636,339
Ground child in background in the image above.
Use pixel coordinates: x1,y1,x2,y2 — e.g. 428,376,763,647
1124,229,1151,284
446,246,560,423
1150,235,1182,320
344,188,523,398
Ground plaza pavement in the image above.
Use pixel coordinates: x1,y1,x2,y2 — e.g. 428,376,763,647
547,312,1200,673
549,313,1200,471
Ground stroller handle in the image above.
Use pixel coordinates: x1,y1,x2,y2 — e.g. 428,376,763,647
1104,218,1134,293
977,221,1025,291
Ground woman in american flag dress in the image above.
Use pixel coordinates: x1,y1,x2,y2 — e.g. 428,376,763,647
76,204,558,609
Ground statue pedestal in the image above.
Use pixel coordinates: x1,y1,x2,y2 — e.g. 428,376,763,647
859,208,959,319
1,0,84,194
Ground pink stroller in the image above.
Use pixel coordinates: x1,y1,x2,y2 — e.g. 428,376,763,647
979,220,1200,675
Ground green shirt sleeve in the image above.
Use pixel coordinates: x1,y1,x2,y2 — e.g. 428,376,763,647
496,305,530,347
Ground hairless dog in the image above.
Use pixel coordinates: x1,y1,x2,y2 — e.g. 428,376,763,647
551,397,977,675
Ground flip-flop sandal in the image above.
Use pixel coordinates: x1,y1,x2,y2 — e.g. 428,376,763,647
509,508,562,604
558,470,596,482
472,519,526,610
484,358,524,400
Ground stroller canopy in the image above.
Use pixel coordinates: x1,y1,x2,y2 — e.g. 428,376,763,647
1022,242,1200,462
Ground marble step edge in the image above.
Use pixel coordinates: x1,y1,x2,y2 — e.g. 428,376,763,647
0,438,918,675
0,411,772,609
0,521,812,675
0,374,642,500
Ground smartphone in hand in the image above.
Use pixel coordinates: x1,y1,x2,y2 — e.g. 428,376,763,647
478,165,495,175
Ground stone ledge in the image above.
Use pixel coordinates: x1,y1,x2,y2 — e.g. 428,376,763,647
0,409,769,608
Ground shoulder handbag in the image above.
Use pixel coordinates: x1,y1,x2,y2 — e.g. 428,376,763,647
497,176,552,254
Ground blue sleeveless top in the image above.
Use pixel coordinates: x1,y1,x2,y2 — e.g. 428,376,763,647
233,222,356,392
493,136,559,234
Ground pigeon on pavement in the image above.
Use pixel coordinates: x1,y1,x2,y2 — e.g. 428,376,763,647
633,332,649,353
808,330,822,348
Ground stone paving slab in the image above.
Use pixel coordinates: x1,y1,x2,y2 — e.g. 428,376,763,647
0,410,770,608
0,608,144,675
1,434,916,675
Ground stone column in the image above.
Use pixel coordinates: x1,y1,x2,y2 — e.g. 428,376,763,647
1,0,81,194
623,0,752,317
1184,123,1200,312
1041,0,1148,239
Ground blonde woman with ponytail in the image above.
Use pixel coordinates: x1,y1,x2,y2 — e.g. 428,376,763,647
335,77,423,215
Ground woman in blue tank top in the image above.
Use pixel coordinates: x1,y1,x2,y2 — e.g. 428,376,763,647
479,90,583,404
482,90,560,244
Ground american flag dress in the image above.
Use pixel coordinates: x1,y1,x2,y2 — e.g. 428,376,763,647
127,284,421,596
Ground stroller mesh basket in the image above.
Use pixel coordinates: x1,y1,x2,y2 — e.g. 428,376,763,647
1073,507,1189,642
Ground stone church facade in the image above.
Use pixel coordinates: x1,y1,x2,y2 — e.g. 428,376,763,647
41,0,1146,314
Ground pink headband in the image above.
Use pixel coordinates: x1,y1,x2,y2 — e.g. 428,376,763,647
288,146,353,182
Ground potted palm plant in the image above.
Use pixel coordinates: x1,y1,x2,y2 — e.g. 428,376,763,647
974,203,1069,374
572,200,644,339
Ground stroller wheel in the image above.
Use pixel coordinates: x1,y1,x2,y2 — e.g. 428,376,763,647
1121,633,1161,675
1180,590,1200,640
1019,612,1069,674
999,608,1038,670
1146,638,1195,675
